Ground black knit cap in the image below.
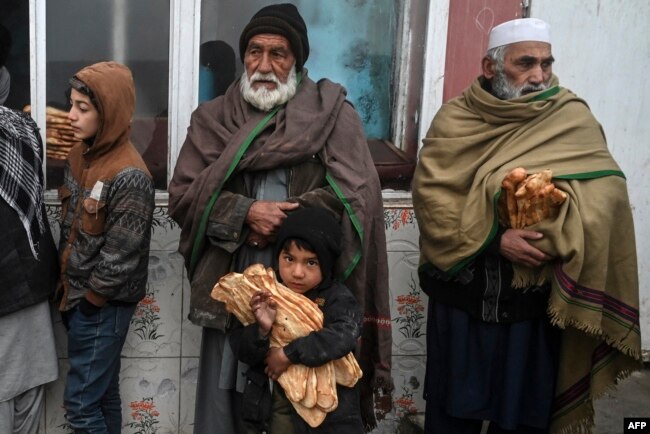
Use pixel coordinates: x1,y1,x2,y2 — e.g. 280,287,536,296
275,208,341,286
239,3,309,71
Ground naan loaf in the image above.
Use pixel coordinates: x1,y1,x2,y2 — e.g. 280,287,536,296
499,168,567,229
211,264,362,427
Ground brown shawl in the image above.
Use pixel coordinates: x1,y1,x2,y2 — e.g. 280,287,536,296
168,73,392,420
413,76,641,433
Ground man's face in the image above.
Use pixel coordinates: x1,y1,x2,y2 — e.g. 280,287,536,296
244,33,296,89
240,33,298,111
483,41,554,99
68,88,100,140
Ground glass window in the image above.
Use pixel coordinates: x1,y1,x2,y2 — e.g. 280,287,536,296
45,0,170,190
200,0,396,138
199,0,427,184
0,0,30,111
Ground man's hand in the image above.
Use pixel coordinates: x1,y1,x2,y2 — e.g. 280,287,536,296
500,228,552,268
264,347,291,380
246,200,299,236
250,291,277,336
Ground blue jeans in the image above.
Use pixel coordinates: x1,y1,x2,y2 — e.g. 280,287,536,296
64,303,136,434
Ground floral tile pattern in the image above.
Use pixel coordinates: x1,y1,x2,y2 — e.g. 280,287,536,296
126,397,161,434
393,274,427,343
120,358,181,433
384,208,419,252
391,355,427,417
123,252,184,358
149,207,181,252
41,205,429,432
387,251,428,356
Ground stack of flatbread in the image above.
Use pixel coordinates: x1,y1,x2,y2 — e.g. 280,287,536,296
211,263,363,427
23,105,77,159
499,167,568,229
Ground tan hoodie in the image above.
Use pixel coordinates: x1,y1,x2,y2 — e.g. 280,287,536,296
57,61,154,310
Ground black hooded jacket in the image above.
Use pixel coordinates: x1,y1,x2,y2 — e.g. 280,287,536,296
236,278,364,433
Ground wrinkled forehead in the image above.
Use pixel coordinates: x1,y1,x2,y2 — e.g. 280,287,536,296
504,41,553,60
247,33,292,51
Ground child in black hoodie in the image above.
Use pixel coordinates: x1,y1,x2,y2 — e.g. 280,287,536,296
236,207,364,434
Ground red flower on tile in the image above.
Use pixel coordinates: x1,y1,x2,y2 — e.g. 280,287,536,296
128,397,160,433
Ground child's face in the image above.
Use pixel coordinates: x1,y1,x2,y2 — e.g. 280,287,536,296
68,88,100,141
278,241,323,294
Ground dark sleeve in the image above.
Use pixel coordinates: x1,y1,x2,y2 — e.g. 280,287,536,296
485,225,506,256
233,324,270,366
283,285,362,367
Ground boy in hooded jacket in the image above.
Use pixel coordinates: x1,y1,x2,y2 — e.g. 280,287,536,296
56,61,155,433
234,207,365,434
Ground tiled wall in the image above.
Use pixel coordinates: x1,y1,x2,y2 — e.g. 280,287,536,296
41,205,425,433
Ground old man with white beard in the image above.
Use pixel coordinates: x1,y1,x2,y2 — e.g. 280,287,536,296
169,3,391,434
413,18,640,434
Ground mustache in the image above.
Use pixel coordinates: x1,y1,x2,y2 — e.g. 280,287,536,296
249,72,281,85
521,83,548,94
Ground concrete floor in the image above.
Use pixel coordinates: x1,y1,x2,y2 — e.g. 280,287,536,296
398,364,650,434
593,364,650,434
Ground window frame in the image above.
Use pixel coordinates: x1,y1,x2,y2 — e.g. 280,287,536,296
32,0,448,198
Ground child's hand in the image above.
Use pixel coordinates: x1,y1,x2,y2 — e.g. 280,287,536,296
250,291,277,337
264,347,291,380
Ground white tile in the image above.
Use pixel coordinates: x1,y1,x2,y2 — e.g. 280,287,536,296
179,358,199,434
120,358,181,433
46,207,61,246
391,355,427,418
51,307,68,359
123,252,184,358
149,207,181,252
387,252,428,356
384,208,419,252
44,359,69,433
44,358,183,433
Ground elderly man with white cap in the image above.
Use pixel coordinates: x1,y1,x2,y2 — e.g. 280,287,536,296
413,18,640,434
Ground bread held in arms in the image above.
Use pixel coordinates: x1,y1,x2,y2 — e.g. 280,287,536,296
499,167,568,229
211,263,363,428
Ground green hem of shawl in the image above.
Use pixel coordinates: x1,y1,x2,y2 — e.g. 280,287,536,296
188,106,281,278
529,86,560,101
325,172,364,281
439,170,626,276
553,170,626,180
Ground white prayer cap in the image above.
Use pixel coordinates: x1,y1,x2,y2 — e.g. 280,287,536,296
487,18,551,51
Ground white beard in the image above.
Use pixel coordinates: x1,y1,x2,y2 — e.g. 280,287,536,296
491,69,550,100
240,67,298,112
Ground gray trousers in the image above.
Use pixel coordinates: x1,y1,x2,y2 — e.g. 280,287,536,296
193,327,245,434
0,385,45,434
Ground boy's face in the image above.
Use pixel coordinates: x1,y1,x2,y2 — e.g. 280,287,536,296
68,88,100,141
278,241,323,294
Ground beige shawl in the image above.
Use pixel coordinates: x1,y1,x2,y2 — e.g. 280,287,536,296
413,76,641,433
